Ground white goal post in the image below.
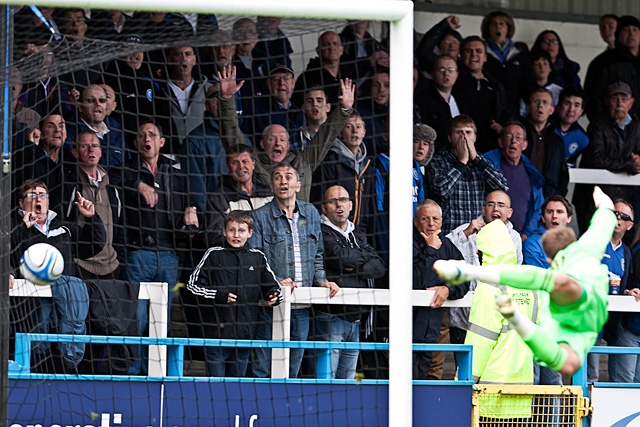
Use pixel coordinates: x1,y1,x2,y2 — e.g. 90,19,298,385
2,0,416,425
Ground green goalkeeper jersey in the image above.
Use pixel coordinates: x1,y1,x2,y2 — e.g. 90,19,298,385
543,207,617,360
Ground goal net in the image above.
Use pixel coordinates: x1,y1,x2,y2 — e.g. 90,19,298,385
5,2,417,426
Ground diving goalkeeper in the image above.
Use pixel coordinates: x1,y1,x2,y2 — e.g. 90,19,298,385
434,186,616,375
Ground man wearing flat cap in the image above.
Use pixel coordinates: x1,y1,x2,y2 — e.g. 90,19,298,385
573,81,640,232
240,64,305,146
585,15,640,120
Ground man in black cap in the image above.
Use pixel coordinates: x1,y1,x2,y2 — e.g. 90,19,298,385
240,64,304,146
573,81,640,232
584,15,640,120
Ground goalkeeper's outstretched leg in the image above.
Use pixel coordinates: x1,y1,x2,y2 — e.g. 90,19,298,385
493,294,580,374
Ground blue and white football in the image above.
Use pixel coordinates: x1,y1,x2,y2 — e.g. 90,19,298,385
20,243,64,286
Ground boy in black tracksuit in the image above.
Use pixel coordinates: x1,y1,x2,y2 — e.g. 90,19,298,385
187,210,281,377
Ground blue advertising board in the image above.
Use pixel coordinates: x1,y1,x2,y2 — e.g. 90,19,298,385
8,379,472,426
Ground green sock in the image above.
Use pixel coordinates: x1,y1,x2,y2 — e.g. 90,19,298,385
497,265,557,294
523,328,568,371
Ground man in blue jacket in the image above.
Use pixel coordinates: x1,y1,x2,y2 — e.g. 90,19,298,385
249,162,337,378
484,121,544,238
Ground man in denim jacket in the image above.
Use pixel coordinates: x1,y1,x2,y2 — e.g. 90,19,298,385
249,162,338,378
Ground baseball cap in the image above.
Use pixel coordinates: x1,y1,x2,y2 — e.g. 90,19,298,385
606,82,632,97
124,34,144,44
270,64,294,77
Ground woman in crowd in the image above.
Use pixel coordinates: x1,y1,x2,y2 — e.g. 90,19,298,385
531,30,581,90
481,10,531,118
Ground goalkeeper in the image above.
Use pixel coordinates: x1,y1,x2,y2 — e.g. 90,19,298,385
434,186,616,375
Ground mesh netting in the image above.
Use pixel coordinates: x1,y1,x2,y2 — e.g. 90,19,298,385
7,6,399,426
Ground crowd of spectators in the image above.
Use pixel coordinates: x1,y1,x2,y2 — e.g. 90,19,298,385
8,7,640,382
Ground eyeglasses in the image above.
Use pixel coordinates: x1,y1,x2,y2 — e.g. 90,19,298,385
419,215,442,222
435,67,457,74
324,197,350,204
84,97,107,104
542,38,559,45
485,201,510,208
270,75,293,82
614,211,633,222
441,40,460,46
23,192,49,199
503,133,525,142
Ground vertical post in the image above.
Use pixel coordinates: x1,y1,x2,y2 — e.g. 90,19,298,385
144,282,169,376
271,286,291,378
388,3,414,427
0,5,12,427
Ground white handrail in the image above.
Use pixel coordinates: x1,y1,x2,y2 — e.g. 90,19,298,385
569,168,640,185
9,279,168,376
12,283,639,378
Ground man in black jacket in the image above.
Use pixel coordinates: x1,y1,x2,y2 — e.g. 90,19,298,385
11,178,105,373
412,199,469,380
418,54,464,155
453,36,510,153
584,15,640,120
317,185,385,379
205,145,273,248
293,30,357,107
109,120,199,374
573,82,640,233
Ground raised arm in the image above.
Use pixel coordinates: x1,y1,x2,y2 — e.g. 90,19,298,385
218,65,250,153
301,78,355,172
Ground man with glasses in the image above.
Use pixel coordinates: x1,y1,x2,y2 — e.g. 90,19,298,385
484,121,545,238
10,178,105,373
67,84,127,169
616,205,640,383
59,8,87,45
316,185,385,379
418,54,464,154
412,199,469,379
446,190,523,351
593,199,635,382
241,65,304,146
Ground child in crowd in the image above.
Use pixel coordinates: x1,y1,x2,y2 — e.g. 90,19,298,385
552,87,589,168
187,210,282,377
520,50,563,117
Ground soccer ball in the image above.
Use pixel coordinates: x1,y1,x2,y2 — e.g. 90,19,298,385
20,243,64,286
